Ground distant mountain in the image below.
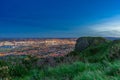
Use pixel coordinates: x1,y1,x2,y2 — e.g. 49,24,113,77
105,37,120,40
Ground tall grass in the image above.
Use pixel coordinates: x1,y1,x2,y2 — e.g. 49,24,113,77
1,50,120,80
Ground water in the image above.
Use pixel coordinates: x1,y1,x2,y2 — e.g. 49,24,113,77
0,45,15,49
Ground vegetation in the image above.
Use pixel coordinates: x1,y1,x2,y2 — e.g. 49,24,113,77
1,37,120,80
1,58,120,80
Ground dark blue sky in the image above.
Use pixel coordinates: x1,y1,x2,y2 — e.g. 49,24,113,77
0,0,120,38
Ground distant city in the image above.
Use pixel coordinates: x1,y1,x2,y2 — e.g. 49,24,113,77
0,38,76,57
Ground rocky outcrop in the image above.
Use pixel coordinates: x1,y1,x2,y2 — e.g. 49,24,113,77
75,37,108,52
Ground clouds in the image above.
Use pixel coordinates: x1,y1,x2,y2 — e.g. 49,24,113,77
90,15,120,37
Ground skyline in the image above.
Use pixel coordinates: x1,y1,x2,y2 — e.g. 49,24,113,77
0,0,120,38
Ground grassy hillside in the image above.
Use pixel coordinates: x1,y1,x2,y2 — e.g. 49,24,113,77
1,37,120,80
1,58,120,80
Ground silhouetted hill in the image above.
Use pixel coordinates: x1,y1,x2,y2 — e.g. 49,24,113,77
70,37,120,62
75,37,108,52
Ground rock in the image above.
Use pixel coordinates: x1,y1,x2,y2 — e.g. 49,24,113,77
75,37,108,52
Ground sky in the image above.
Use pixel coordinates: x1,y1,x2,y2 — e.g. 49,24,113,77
0,0,120,38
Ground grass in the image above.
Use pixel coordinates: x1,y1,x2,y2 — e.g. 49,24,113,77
9,60,120,80
1,56,120,80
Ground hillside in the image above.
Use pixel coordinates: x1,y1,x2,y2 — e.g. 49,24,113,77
69,37,120,62
1,37,120,80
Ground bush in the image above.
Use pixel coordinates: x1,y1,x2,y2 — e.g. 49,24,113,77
9,63,28,77
0,66,10,79
106,60,120,76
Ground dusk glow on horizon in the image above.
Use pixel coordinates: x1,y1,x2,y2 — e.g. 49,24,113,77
0,0,120,38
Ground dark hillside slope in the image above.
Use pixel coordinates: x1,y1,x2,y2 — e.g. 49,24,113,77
75,37,108,52
69,37,120,62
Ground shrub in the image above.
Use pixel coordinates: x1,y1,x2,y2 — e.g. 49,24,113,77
106,60,120,76
9,63,28,77
0,66,10,79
